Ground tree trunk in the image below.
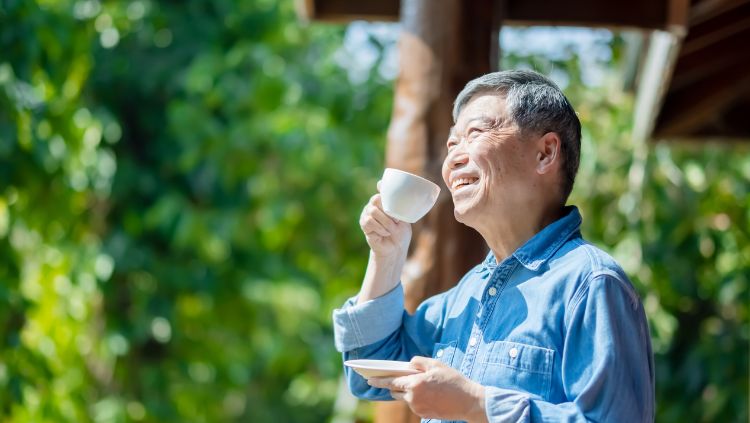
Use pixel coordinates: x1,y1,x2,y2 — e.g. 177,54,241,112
375,0,500,421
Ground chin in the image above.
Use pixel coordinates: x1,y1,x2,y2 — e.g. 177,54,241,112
453,208,465,223
451,196,484,226
452,205,473,225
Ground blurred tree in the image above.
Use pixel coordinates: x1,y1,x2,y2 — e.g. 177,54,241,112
0,2,747,423
1,1,392,421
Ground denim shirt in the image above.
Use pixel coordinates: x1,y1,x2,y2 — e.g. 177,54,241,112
333,206,655,422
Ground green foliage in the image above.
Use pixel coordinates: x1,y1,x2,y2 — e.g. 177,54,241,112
1,1,390,421
0,4,747,423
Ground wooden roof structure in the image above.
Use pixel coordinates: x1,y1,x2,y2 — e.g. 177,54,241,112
299,0,750,142
652,0,750,140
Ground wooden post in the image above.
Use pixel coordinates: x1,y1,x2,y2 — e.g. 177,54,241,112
375,0,500,421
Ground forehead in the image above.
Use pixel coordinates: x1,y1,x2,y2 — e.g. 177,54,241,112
451,93,509,135
454,93,508,126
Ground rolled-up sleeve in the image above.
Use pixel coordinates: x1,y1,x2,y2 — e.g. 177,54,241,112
484,273,655,422
332,283,405,353
332,281,457,401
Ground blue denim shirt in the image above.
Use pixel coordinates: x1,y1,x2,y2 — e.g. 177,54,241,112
333,206,654,422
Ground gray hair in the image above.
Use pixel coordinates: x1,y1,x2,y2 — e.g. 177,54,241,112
452,70,581,201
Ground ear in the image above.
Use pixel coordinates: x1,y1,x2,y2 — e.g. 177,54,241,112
535,132,561,175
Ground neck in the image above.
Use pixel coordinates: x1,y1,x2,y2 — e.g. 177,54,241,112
475,204,565,263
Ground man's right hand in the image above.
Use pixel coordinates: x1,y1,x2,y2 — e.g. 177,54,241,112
355,183,413,304
359,190,412,261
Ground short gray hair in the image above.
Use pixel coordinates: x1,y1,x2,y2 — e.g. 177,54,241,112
452,70,581,201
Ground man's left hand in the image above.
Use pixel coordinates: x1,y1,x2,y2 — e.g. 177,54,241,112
367,356,488,423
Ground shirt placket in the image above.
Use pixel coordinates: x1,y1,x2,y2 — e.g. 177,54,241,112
459,260,518,377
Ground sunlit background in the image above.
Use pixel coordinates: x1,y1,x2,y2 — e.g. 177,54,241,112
0,1,747,422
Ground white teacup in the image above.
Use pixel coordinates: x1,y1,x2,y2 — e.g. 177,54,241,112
380,168,441,223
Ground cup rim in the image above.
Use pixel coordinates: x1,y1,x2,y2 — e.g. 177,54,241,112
384,168,440,189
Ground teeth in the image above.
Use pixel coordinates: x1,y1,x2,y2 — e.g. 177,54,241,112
451,177,477,190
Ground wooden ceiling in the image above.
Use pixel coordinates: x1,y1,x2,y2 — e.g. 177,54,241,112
652,0,750,140
298,0,750,142
298,0,686,28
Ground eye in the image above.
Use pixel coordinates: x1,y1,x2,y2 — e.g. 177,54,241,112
447,137,458,150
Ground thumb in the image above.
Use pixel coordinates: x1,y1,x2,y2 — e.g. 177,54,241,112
409,355,441,371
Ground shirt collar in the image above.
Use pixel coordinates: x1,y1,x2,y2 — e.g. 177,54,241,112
481,206,582,272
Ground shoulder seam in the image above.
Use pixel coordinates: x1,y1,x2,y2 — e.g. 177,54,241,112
564,242,637,324
565,271,641,329
566,242,598,308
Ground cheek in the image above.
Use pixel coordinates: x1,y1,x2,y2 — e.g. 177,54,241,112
471,146,497,177
441,161,451,185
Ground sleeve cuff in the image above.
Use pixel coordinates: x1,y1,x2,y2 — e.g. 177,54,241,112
332,283,404,352
484,386,533,423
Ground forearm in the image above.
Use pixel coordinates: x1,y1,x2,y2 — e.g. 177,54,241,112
466,384,489,423
357,250,407,304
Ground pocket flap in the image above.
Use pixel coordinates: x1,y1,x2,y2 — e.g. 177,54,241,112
485,341,553,375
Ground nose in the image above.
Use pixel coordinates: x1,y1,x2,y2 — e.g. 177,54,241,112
445,145,468,170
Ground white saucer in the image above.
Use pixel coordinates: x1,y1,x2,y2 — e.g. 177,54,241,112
344,359,421,378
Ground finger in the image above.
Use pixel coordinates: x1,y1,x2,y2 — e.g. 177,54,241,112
390,391,406,401
369,195,401,227
361,214,391,237
410,355,442,371
362,200,399,234
363,231,382,240
367,376,396,389
389,375,415,392
363,233,383,246
369,194,387,215
376,180,382,192
369,204,400,232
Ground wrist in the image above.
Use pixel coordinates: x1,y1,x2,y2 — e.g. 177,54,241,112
466,382,488,423
357,251,406,304
369,249,407,267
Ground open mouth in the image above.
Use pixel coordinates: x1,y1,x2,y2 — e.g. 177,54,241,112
451,177,479,191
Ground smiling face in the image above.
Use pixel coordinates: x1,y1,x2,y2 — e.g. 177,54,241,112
441,92,540,227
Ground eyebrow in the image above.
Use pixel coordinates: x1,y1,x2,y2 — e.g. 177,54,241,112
452,116,504,136
470,116,504,128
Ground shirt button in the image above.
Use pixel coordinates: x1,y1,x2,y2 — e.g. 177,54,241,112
509,347,518,359
469,337,478,347
436,349,444,358
488,287,497,296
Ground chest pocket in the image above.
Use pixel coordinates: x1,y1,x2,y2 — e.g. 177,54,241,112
480,341,554,401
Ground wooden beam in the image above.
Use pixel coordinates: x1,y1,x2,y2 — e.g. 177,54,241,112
506,0,667,28
669,26,750,91
689,0,750,25
667,0,691,35
296,0,399,22
717,96,750,138
300,0,689,30
680,12,750,55
654,57,750,137
632,31,683,143
490,0,505,70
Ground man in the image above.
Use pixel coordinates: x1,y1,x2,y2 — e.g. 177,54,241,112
333,70,654,422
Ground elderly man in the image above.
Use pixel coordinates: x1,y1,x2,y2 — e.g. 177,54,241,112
333,70,654,422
